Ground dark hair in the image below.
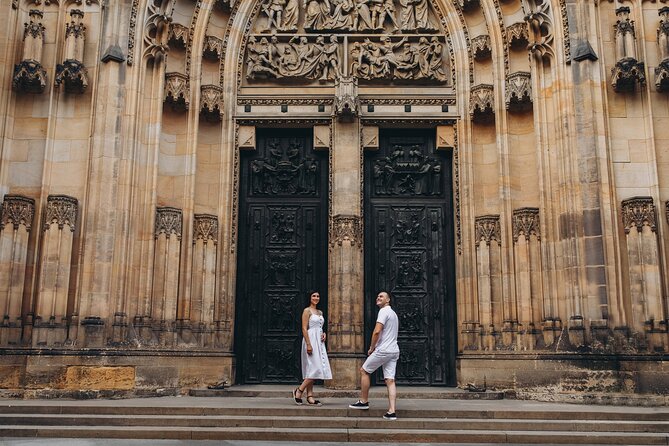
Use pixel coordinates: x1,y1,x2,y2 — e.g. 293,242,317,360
306,290,320,306
381,290,392,301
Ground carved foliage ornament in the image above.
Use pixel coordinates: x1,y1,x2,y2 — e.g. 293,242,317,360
168,23,189,48
44,195,78,232
1,195,36,232
475,215,501,246
507,22,529,48
65,9,86,39
24,10,46,40
505,72,532,111
203,35,223,60
469,84,494,119
13,60,48,94
55,60,89,93
472,35,491,60
330,215,363,247
622,197,656,234
164,72,189,111
512,207,540,242
525,0,555,59
200,85,224,121
612,58,645,92
194,214,218,243
155,207,183,239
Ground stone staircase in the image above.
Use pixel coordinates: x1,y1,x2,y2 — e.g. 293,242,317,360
1,392,669,444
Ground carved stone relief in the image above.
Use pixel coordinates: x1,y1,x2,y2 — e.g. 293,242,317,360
526,0,555,59
372,145,442,196
333,75,359,120
44,195,78,232
237,125,256,150
505,72,532,111
200,85,224,121
472,35,491,61
203,36,223,61
622,197,656,234
656,7,669,92
469,84,494,121
313,125,331,150
612,7,644,93
55,10,89,94
475,215,501,246
194,214,218,243
168,23,189,49
507,22,529,49
249,139,319,195
436,125,455,150
155,207,183,239
362,125,379,149
330,215,363,247
13,10,47,94
164,72,190,111
1,195,35,232
512,207,540,242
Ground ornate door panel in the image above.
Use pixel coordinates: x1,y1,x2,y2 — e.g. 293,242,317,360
236,129,328,384
364,130,456,386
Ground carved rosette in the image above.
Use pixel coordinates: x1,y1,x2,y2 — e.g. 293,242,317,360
1,195,36,232
475,215,501,246
472,35,491,60
612,58,645,92
469,84,494,120
193,214,218,244
333,76,359,121
505,72,532,111
203,35,223,60
164,72,190,111
44,195,78,232
168,23,189,49
55,60,89,93
200,85,224,121
155,207,183,240
621,197,656,234
330,215,363,248
507,22,529,49
512,207,540,243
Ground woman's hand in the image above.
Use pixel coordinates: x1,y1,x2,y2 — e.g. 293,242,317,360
321,332,326,342
307,344,313,355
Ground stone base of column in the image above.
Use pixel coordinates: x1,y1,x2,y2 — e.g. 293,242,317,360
81,316,105,348
326,355,365,389
32,317,68,347
0,318,22,346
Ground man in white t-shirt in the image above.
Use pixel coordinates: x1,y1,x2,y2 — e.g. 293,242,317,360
349,291,400,420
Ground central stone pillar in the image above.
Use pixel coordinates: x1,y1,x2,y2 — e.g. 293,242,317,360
327,77,365,389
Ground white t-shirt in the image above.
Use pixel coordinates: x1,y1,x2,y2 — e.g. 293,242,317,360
375,305,399,354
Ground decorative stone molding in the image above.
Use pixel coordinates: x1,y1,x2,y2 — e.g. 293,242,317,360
361,126,379,150
437,125,455,150
44,195,78,232
1,195,36,232
656,7,669,92
13,10,47,94
525,1,555,59
512,207,540,242
505,72,532,111
194,214,218,244
469,84,494,121
200,85,224,122
330,215,363,248
164,72,189,111
203,36,223,60
612,58,645,92
472,35,491,60
168,23,189,49
475,215,501,246
155,207,183,240
333,76,359,121
237,125,256,150
313,125,330,150
55,60,89,94
507,22,529,49
621,197,656,234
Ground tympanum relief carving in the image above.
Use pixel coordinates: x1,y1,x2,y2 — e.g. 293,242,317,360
246,0,448,84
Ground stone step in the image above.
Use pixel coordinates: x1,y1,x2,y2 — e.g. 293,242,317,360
0,425,668,444
1,414,668,433
2,403,668,421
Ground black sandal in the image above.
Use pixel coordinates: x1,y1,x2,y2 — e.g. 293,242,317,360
292,387,303,405
306,395,322,406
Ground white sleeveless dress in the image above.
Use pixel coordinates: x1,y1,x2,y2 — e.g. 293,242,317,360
301,313,332,380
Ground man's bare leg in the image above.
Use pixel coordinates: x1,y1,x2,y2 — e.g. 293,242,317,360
360,368,371,402
385,378,396,413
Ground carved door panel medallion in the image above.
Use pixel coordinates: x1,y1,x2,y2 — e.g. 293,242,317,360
236,129,328,384
365,130,456,386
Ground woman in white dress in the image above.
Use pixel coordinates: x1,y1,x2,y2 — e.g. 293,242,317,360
292,290,332,405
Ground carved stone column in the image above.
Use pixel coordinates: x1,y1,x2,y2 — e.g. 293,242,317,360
621,197,665,350
13,10,47,94
55,9,88,93
151,207,183,346
475,215,502,350
190,214,218,348
0,195,35,346
656,7,669,92
611,7,645,92
512,208,544,350
328,104,364,388
33,195,78,347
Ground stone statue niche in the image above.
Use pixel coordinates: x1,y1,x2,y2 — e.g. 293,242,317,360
256,0,438,34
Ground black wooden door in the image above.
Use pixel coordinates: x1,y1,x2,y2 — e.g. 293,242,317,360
235,128,328,384
364,129,457,386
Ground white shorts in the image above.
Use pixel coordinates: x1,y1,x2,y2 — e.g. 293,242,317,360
362,350,400,380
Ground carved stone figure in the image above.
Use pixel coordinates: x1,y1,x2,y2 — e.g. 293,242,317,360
423,37,448,81
247,36,281,78
304,0,331,31
283,0,300,31
261,0,286,32
372,0,399,31
399,0,436,32
319,35,340,80
328,0,357,31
